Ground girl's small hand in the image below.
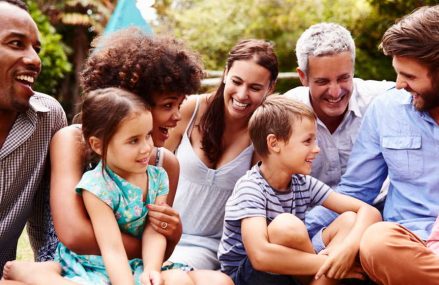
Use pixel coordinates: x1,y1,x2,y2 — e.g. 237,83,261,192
140,270,162,285
147,202,181,240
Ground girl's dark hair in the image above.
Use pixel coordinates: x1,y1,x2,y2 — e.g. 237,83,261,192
79,87,150,170
199,39,279,166
81,27,203,106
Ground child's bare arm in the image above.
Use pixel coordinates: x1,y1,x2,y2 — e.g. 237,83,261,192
51,126,142,258
316,192,382,279
83,191,134,285
141,195,168,285
242,216,328,275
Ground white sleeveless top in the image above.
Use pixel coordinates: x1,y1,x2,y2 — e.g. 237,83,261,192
172,96,254,253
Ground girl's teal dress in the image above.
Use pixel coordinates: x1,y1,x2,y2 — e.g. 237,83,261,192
55,161,168,285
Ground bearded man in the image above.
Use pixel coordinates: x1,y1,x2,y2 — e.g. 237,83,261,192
307,5,439,285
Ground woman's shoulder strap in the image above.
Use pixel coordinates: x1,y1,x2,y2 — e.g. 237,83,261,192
184,95,201,136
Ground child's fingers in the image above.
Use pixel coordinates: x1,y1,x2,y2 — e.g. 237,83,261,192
334,265,348,279
326,265,339,279
315,259,331,279
140,273,151,285
150,271,162,285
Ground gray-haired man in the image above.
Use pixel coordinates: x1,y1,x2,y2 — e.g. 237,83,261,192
285,22,394,192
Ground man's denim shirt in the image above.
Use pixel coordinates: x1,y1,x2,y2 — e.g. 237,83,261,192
307,87,439,240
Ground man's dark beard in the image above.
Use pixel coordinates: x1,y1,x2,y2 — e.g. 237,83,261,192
415,74,439,112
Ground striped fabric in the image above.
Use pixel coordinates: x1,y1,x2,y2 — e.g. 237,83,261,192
0,93,66,275
218,163,332,275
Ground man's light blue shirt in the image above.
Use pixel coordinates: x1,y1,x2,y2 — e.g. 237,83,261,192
284,78,394,189
307,88,439,240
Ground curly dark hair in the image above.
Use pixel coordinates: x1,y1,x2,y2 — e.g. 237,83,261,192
81,27,204,106
0,0,28,11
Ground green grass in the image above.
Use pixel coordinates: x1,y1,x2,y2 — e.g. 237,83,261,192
16,228,34,261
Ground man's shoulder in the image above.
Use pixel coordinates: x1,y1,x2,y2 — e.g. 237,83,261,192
351,78,396,113
282,86,310,105
30,93,67,128
369,87,411,108
31,92,63,110
353,78,395,99
359,88,412,125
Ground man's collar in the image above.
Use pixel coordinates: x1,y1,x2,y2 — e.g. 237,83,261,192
29,92,50,113
347,85,362,118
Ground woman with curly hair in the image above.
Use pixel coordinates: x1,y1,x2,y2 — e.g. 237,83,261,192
165,39,279,270
52,27,202,268
2,28,232,284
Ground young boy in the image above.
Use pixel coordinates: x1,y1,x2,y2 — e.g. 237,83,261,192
218,96,381,285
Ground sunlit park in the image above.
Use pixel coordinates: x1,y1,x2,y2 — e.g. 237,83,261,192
25,0,437,121
16,0,438,261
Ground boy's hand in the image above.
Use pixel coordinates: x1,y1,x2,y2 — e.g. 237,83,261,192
140,270,162,285
315,243,359,280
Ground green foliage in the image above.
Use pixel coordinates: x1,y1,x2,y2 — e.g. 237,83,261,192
370,0,439,17
156,0,377,93
352,0,439,81
27,1,72,97
157,0,438,90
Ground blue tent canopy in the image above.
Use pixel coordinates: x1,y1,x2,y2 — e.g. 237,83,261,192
104,0,153,35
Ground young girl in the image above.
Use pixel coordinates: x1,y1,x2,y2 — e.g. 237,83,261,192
3,88,192,285
49,30,203,260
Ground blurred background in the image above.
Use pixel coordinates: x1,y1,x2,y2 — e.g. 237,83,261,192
28,0,439,119
17,0,439,262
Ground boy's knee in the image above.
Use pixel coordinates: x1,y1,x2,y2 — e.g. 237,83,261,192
206,273,234,285
337,211,357,227
269,213,308,245
162,270,194,285
323,211,357,246
187,270,233,285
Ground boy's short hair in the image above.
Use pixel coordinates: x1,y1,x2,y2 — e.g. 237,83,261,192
249,95,316,157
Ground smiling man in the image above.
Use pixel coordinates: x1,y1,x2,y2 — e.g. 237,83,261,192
356,5,439,284
307,6,439,284
0,0,66,275
284,23,394,190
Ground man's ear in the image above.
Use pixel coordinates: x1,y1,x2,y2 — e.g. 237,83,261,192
267,134,280,153
88,136,103,156
297,67,309,86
